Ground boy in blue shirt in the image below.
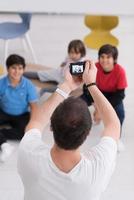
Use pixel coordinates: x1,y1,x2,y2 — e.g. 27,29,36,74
0,54,38,162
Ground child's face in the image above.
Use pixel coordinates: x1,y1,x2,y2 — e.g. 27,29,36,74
99,53,115,72
69,49,82,62
7,64,24,82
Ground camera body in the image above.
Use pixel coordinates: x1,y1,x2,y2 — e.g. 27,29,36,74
69,61,85,75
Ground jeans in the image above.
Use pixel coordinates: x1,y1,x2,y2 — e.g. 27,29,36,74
114,101,125,126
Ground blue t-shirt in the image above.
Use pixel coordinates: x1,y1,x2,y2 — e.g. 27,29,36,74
0,76,38,115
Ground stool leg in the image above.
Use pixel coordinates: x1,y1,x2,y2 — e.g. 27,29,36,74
21,37,28,52
24,33,37,64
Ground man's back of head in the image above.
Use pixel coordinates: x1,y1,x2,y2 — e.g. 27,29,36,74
51,97,92,150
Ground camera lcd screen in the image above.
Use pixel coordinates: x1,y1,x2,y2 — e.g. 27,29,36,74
72,64,84,73
70,61,85,75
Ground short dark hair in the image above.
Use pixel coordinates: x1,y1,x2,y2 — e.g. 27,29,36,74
6,54,26,69
51,97,92,150
98,44,118,63
68,39,86,58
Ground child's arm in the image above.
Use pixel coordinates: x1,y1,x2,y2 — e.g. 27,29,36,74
102,89,125,107
60,56,70,68
60,62,67,68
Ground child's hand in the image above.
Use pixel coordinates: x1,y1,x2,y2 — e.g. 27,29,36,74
60,62,66,68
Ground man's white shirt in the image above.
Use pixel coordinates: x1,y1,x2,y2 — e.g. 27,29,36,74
18,129,117,200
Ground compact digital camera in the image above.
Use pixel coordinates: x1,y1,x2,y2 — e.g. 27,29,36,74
69,61,85,75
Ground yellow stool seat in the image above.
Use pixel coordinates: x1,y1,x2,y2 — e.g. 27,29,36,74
84,15,119,49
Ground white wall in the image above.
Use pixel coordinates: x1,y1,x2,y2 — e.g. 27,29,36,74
0,0,134,15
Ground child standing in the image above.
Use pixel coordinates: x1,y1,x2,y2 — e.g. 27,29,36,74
0,54,38,162
24,39,87,95
81,44,128,150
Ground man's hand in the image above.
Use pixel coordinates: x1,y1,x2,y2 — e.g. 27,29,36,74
82,60,120,141
63,68,82,91
82,60,97,85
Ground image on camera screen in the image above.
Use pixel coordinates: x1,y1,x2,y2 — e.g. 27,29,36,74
72,64,84,74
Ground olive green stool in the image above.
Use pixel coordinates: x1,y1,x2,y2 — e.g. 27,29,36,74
84,15,119,49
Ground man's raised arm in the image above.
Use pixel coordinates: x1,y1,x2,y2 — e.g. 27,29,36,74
26,69,82,133
83,61,120,141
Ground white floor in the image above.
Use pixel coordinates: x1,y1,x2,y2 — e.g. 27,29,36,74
0,13,134,200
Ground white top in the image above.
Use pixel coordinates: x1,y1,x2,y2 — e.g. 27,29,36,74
37,56,87,83
18,129,117,200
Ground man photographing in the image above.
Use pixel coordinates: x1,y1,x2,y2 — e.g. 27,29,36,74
18,61,120,200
